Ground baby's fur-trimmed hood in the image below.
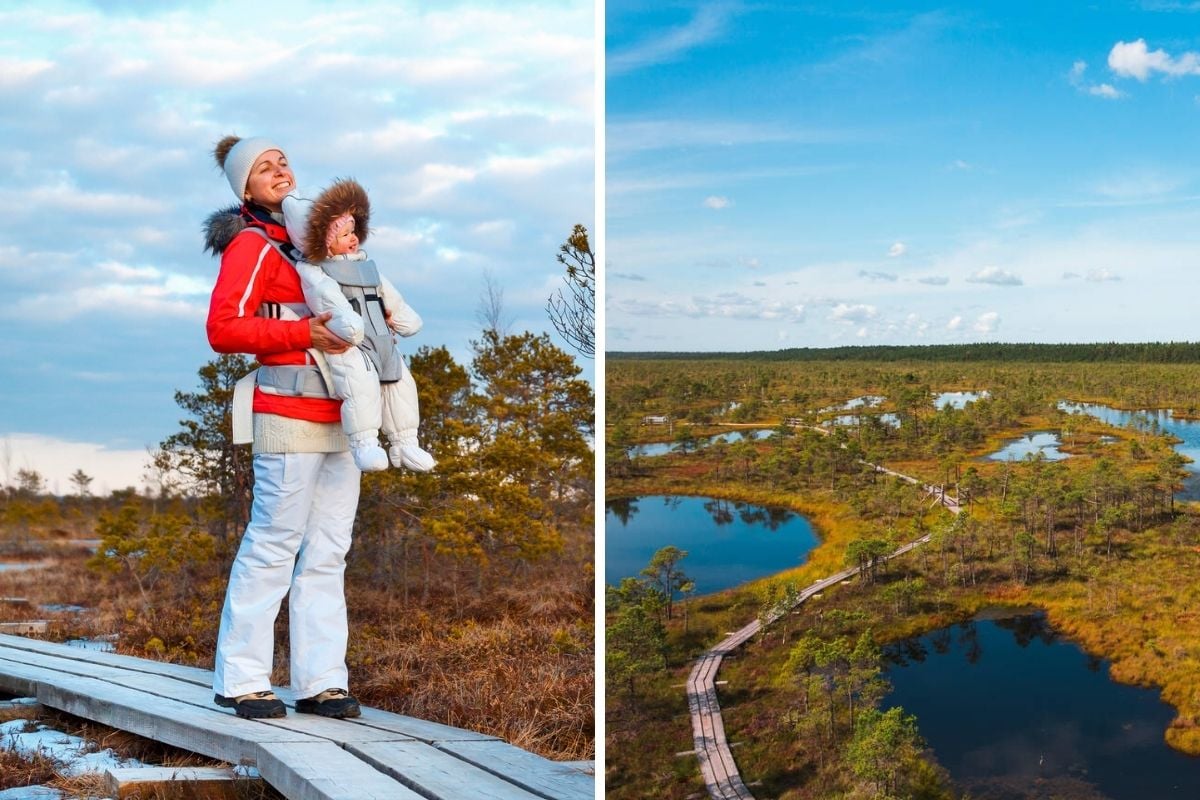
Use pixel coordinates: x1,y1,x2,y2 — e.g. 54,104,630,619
286,179,371,262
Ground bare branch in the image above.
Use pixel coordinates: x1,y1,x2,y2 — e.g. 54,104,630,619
547,224,595,358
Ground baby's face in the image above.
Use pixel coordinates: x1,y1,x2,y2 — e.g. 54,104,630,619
329,223,359,256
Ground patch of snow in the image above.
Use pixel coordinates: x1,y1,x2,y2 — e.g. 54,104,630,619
64,638,115,653
0,787,67,800
0,719,141,776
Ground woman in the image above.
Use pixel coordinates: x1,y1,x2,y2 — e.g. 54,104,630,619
204,135,361,720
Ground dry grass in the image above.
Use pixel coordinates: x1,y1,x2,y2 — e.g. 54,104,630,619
0,742,59,790
346,561,595,760
0,523,595,764
0,707,285,799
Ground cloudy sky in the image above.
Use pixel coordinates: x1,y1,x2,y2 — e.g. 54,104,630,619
1,0,594,494
606,1,1200,352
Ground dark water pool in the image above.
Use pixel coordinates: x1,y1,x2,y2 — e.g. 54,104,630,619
604,495,818,595
884,611,1200,799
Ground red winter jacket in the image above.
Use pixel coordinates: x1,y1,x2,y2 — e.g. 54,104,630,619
205,207,342,423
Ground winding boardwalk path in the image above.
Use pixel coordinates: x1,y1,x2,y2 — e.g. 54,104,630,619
686,463,960,800
0,634,592,800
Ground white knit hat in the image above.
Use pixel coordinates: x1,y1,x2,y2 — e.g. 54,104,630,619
223,136,285,200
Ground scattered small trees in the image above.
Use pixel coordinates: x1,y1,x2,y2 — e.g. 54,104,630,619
69,470,93,498
641,545,690,620
846,706,927,797
88,504,215,605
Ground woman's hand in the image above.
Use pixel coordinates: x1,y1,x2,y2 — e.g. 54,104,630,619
309,311,352,354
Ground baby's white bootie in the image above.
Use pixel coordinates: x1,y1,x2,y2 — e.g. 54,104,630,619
349,432,388,472
389,438,436,472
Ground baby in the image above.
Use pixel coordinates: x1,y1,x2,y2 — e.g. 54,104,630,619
282,179,435,473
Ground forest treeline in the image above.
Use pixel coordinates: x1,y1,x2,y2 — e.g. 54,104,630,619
610,341,1200,363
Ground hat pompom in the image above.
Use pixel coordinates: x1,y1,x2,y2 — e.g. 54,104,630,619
213,135,241,170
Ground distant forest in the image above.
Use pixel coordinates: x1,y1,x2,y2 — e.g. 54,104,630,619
608,341,1200,363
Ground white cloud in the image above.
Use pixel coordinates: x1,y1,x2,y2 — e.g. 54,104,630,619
608,3,735,76
830,303,878,324
1092,170,1184,200
1069,59,1127,99
611,292,804,322
15,284,206,322
947,315,963,331
0,176,161,217
0,56,55,88
973,311,1000,334
606,118,849,154
1090,83,1124,99
0,433,151,495
967,266,1023,286
704,195,731,209
1086,268,1121,282
486,147,591,179
904,313,930,335
888,241,907,257
858,270,897,282
950,159,972,170
1108,38,1200,80
918,275,950,286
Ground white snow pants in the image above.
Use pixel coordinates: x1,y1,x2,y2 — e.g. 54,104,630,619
328,349,422,448
212,449,360,698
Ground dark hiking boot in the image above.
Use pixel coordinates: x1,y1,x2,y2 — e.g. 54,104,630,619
214,690,286,719
296,687,361,718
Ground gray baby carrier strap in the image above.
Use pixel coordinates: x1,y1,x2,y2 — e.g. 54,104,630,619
322,258,404,384
239,227,334,400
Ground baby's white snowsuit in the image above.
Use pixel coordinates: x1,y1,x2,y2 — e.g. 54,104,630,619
295,254,432,471
282,184,434,473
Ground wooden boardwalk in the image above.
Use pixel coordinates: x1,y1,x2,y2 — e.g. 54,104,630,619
0,634,592,800
687,467,960,800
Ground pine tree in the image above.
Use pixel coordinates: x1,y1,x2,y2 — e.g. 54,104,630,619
152,354,254,541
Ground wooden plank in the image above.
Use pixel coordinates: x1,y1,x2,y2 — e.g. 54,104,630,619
0,655,317,764
0,633,213,684
0,635,571,800
352,706,497,744
104,766,255,799
557,760,594,773
1,647,420,749
0,668,37,697
436,740,594,800
0,635,497,744
349,741,546,800
256,742,425,800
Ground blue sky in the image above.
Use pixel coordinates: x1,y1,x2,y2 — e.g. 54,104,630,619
0,0,593,494
605,1,1200,352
